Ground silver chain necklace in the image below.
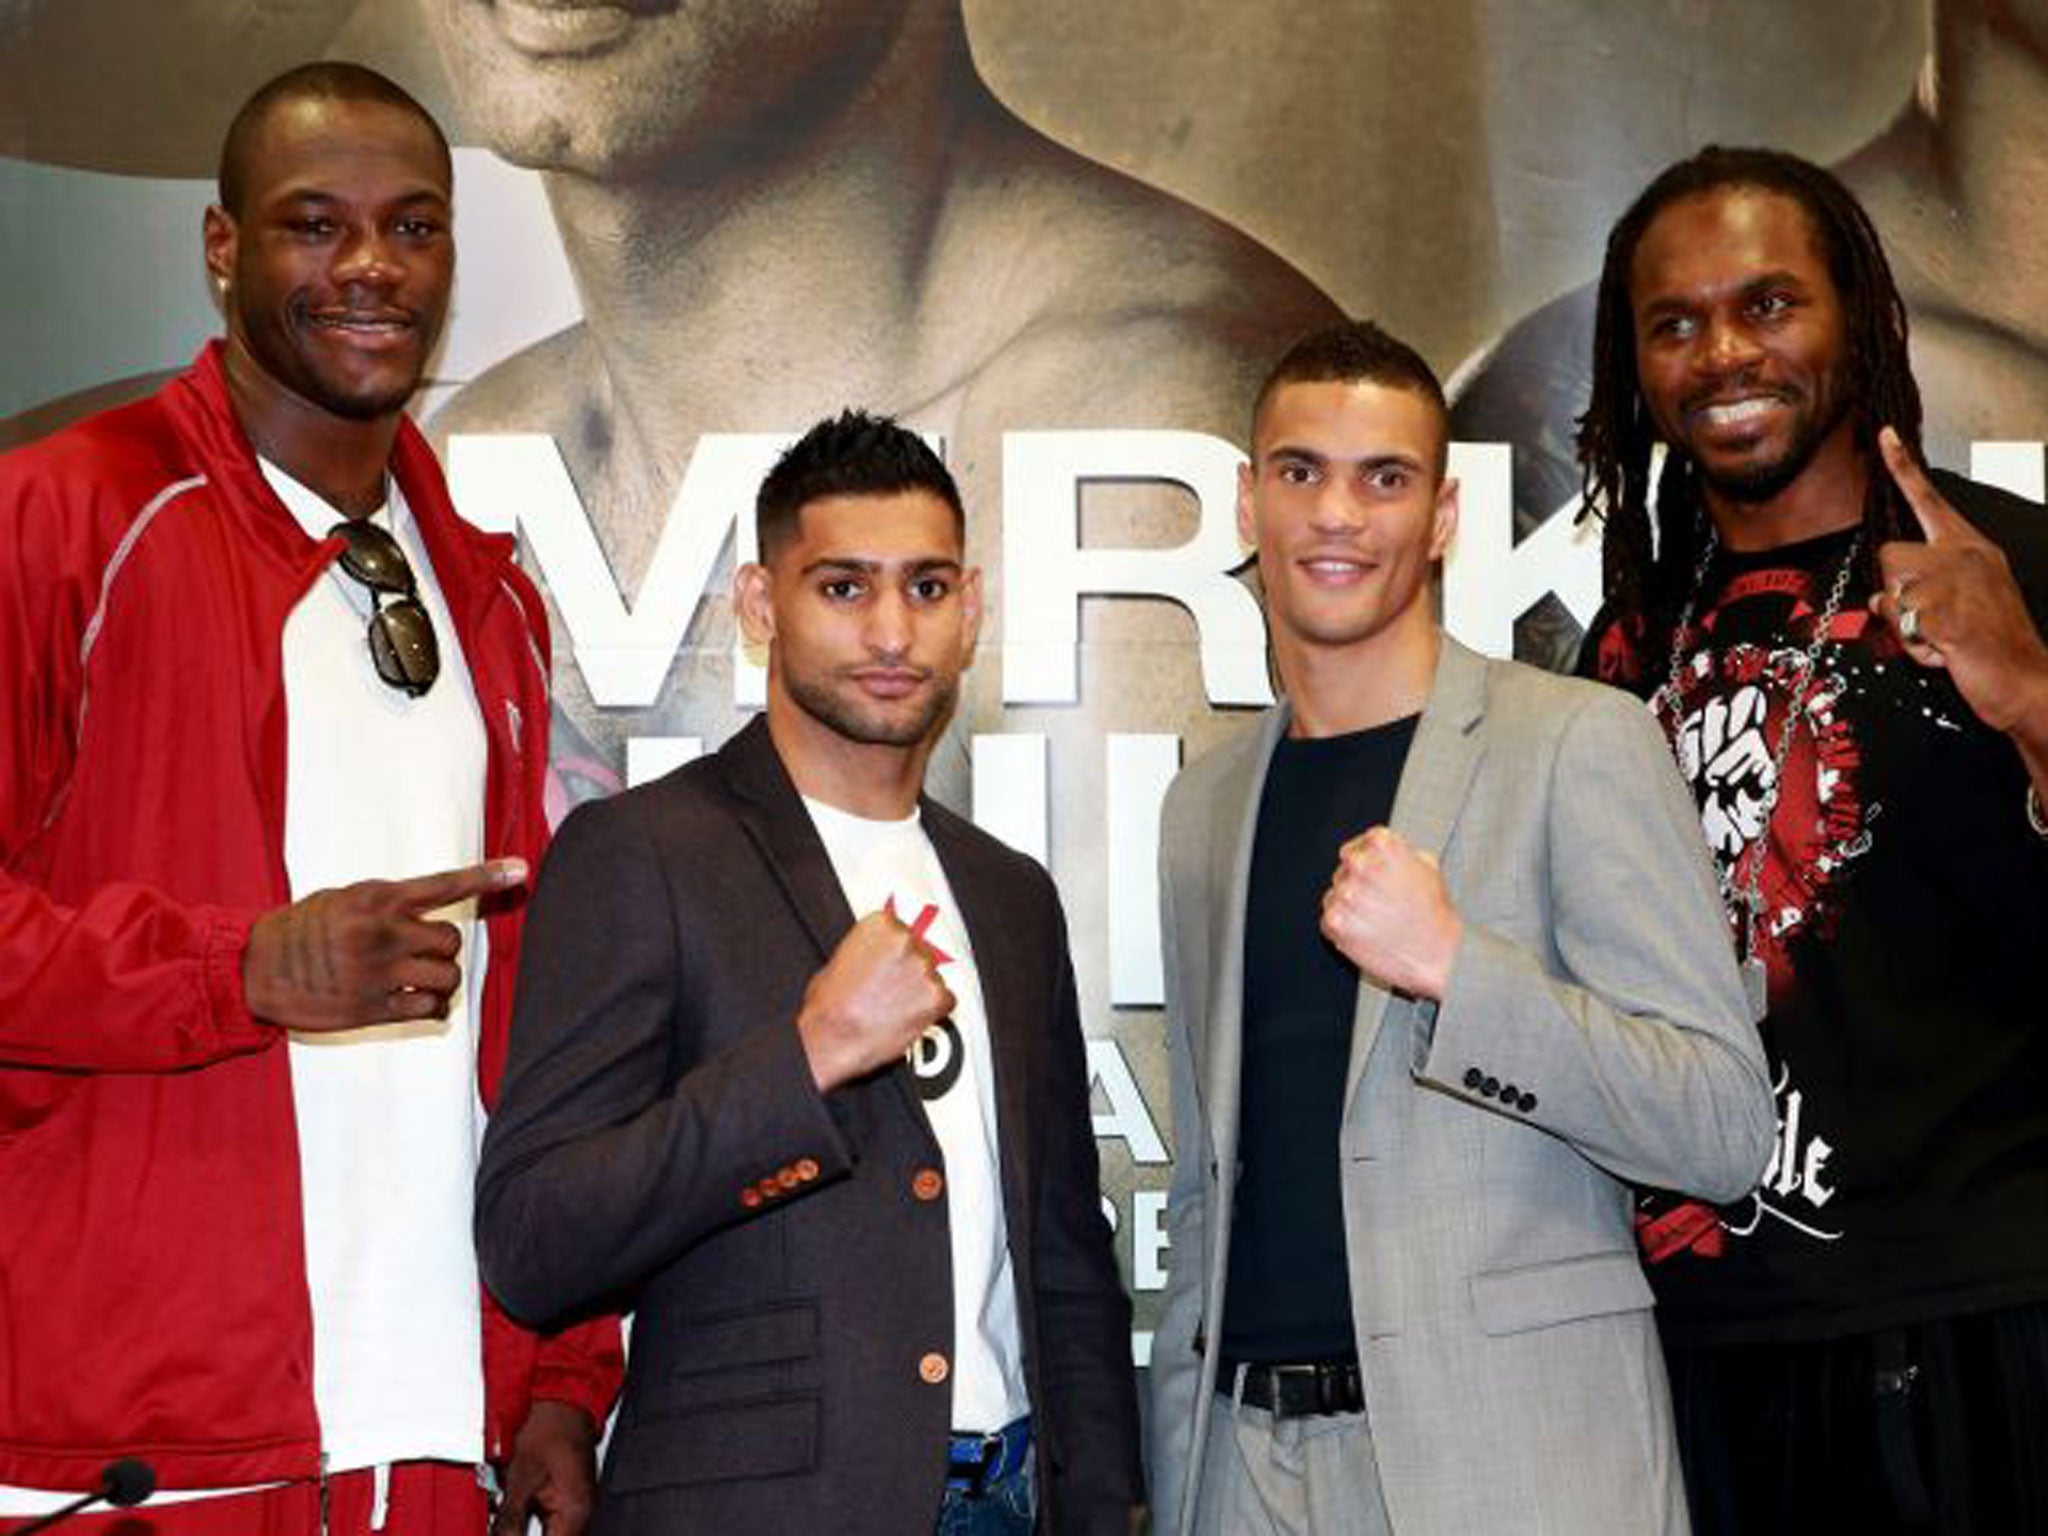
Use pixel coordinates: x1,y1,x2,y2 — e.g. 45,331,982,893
1650,525,1863,1022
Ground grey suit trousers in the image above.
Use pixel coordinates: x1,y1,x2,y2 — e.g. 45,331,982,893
1194,1386,1393,1536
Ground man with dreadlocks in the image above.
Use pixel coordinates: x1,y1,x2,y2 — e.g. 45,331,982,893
1576,145,2048,1534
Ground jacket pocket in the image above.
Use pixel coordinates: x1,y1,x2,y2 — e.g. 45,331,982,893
656,1300,818,1378
1469,1249,1652,1336
604,1392,820,1491
626,1299,821,1423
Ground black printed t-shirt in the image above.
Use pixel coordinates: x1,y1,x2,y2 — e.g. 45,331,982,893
1219,713,1418,1364
1580,470,2048,1345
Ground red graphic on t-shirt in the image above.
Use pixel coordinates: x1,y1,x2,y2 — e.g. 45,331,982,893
885,896,954,966
1636,1200,1727,1262
1666,604,1873,1004
886,896,964,1101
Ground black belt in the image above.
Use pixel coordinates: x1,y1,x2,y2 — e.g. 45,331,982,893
1220,1358,1364,1418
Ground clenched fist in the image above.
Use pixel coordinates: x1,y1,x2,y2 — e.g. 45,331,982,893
1320,826,1463,1000
796,910,957,1092
1677,683,1775,858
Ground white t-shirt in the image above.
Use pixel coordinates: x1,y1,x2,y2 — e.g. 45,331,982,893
803,797,1031,1434
271,462,490,1474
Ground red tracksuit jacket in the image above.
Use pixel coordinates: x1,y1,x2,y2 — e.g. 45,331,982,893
0,343,619,1491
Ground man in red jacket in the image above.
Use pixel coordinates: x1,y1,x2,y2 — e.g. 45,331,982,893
0,62,617,1536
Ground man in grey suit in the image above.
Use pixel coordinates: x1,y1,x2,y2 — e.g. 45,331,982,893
1145,321,1775,1535
475,412,1141,1534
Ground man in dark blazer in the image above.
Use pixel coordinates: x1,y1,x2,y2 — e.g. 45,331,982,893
475,410,1142,1535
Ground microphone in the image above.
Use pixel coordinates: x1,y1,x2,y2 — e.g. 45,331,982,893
11,1460,155,1533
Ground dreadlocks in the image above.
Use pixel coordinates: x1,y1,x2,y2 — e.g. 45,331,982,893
1576,146,1923,670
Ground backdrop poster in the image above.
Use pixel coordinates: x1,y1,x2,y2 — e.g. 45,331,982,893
6,0,2042,1354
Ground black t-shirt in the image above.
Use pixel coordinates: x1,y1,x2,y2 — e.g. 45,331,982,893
1219,714,1418,1364
1580,471,2048,1344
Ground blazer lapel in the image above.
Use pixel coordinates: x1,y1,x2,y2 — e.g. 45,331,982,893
1342,636,1490,1108
1199,708,1288,1176
717,716,858,959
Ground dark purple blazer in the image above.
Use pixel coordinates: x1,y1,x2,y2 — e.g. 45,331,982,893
477,716,1142,1534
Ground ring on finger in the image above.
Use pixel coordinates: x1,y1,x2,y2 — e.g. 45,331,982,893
1898,603,1922,644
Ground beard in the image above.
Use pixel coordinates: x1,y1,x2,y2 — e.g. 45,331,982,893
301,375,422,422
782,666,956,749
233,304,436,425
1690,380,1855,505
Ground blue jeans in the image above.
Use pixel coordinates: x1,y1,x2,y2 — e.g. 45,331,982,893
935,1458,1035,1536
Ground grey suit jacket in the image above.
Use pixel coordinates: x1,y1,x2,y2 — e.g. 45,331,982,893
1147,638,1773,1535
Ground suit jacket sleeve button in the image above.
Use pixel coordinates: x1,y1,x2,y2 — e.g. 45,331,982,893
1500,1082,1518,1104
1482,1076,1500,1098
919,1352,950,1385
912,1168,945,1201
740,1187,763,1209
758,1177,783,1199
796,1157,821,1181
777,1165,802,1189
1519,1091,1538,1112
1463,1067,1484,1090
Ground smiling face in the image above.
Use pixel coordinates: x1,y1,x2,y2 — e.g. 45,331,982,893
204,95,453,426
1629,185,1857,512
738,488,981,764
1239,377,1457,672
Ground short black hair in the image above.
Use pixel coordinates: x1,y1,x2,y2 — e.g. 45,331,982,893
1577,144,1922,655
1252,319,1450,477
756,410,965,561
218,62,451,216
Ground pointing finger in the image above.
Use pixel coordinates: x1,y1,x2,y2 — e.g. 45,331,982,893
388,858,529,915
1878,426,1964,544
